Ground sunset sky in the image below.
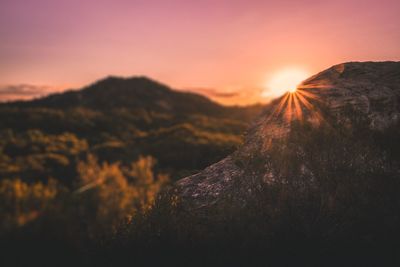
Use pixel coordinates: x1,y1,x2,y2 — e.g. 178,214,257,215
1,0,399,105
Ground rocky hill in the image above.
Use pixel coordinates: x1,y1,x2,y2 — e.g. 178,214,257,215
172,61,400,213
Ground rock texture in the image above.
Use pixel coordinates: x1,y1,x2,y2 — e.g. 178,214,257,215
174,61,400,212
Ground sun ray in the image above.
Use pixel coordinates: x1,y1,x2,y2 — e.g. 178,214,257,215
264,93,290,122
264,83,332,134
285,93,294,122
294,90,313,110
297,89,327,125
296,89,319,100
292,93,303,120
275,93,290,116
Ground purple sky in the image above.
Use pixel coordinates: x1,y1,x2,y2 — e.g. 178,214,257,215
1,0,399,104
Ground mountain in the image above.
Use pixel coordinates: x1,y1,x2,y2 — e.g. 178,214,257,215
0,76,264,183
6,76,261,120
152,62,400,254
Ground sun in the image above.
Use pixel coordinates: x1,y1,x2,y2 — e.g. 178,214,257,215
262,68,309,98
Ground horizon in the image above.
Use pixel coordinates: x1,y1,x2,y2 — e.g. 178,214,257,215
1,0,400,105
0,60,398,106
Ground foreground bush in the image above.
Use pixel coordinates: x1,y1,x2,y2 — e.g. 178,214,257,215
0,155,169,266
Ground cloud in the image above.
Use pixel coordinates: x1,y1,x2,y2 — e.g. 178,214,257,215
186,87,240,98
0,85,46,96
185,86,270,106
0,84,61,102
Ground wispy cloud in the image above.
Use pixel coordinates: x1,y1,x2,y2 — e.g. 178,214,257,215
0,84,63,102
185,87,270,106
187,87,239,98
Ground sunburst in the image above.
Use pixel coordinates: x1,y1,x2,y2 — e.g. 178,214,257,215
268,88,321,123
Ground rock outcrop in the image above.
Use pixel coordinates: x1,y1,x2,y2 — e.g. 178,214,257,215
174,61,400,213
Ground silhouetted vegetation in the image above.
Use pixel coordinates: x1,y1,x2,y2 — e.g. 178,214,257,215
96,110,400,267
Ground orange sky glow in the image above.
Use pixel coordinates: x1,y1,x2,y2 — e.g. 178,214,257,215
0,0,399,105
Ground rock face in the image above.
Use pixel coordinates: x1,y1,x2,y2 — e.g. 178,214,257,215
174,61,400,212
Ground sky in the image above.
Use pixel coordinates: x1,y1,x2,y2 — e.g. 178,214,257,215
0,0,399,105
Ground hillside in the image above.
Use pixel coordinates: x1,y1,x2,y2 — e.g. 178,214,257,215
5,76,260,119
172,61,400,210
131,61,400,265
0,76,263,183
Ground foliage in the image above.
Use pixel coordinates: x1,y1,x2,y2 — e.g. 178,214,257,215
0,178,58,232
0,108,257,182
0,155,168,246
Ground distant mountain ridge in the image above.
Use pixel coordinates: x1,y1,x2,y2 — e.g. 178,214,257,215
0,76,264,182
5,76,262,121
